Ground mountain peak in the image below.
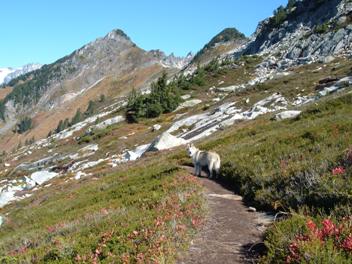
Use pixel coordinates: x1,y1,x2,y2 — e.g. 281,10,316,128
205,28,247,49
105,29,131,41
190,27,247,65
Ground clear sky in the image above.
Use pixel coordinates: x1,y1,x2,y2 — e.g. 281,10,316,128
1,0,288,68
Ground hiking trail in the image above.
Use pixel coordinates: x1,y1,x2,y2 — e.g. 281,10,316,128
178,169,274,264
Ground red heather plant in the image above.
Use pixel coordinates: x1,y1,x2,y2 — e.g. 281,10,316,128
286,217,352,263
332,166,346,175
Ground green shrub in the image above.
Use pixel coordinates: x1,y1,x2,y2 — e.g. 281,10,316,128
15,116,33,134
271,6,288,27
126,72,181,122
206,93,352,212
315,22,330,34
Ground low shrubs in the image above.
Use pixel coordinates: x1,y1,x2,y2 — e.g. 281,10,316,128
201,92,352,261
263,214,352,263
0,162,205,262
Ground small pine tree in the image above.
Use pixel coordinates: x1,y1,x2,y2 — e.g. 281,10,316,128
16,117,33,134
85,100,97,116
63,118,70,129
272,5,287,27
71,108,83,125
55,120,65,133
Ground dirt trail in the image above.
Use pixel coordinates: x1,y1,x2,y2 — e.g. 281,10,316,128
178,172,273,264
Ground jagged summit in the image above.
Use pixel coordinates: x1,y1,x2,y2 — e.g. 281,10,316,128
149,50,193,69
106,29,130,40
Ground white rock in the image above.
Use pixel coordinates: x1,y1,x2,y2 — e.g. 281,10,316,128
152,124,162,131
74,171,88,180
90,116,124,130
75,159,107,171
123,144,151,161
322,56,335,64
275,110,302,120
70,144,99,159
176,99,202,110
0,185,24,208
217,84,243,92
181,94,191,100
30,171,59,185
248,207,257,212
148,132,187,151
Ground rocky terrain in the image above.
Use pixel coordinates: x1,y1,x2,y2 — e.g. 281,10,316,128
0,0,351,262
0,29,192,151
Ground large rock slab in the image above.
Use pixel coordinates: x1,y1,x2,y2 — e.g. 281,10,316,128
148,132,186,151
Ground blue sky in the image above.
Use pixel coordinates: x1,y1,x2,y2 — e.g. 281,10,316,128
1,0,287,68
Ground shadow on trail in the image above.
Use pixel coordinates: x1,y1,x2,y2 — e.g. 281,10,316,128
180,164,270,262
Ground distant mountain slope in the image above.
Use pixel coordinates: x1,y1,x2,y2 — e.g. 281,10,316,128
3,64,42,85
0,68,15,85
191,28,248,66
0,64,42,86
0,29,189,142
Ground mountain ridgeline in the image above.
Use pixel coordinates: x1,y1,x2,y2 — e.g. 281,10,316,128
0,29,191,123
0,0,351,147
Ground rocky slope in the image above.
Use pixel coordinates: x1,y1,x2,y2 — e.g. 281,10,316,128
0,29,189,150
239,0,352,64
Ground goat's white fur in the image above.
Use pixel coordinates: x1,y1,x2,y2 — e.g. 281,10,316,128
187,143,221,178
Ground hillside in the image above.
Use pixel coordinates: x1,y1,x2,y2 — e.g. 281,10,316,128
0,0,352,263
0,29,191,151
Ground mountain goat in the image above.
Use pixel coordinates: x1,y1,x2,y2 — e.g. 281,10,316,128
187,143,221,178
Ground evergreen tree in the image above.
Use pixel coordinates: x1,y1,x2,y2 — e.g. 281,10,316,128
85,100,97,116
272,5,287,27
56,120,65,133
15,117,33,134
63,118,70,129
71,108,83,125
125,73,181,123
